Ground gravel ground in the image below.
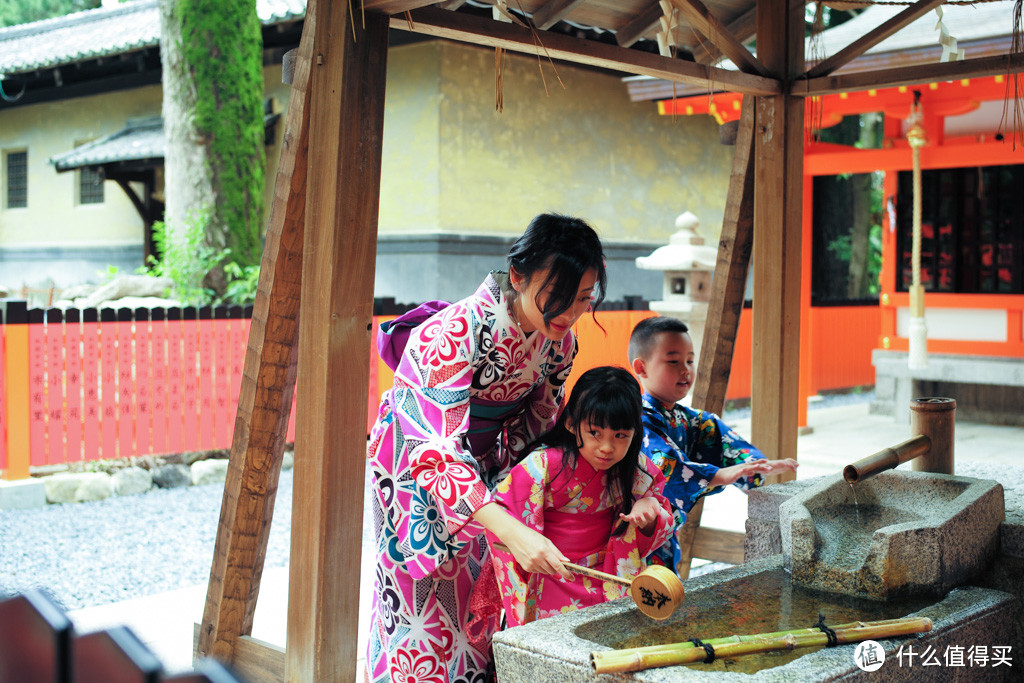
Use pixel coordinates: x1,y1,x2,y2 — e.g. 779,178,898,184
0,469,294,612
1,391,873,612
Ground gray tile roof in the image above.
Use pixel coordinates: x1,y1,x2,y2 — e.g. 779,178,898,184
808,1,1016,57
0,0,306,75
50,116,163,171
50,111,281,170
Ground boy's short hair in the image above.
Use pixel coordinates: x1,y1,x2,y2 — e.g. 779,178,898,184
628,316,690,362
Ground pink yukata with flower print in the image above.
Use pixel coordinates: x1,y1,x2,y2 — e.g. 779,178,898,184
365,272,575,683
485,446,674,626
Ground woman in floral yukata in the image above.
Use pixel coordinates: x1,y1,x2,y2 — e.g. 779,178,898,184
365,213,608,683
484,366,674,627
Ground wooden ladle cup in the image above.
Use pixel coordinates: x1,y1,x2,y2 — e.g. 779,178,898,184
566,561,685,621
494,543,684,620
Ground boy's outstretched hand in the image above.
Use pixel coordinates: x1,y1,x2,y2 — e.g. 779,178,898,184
619,496,661,536
709,458,799,487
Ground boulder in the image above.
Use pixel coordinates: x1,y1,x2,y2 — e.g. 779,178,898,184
74,473,114,503
113,466,153,496
151,464,192,489
44,473,99,504
191,459,229,486
75,275,174,308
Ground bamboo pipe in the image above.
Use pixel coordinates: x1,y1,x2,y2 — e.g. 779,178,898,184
842,435,931,484
592,616,933,674
843,396,956,484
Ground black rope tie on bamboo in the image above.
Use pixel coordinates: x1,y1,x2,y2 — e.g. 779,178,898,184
816,614,838,647
688,638,716,663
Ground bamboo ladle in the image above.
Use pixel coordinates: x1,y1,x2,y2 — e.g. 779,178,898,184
494,543,685,620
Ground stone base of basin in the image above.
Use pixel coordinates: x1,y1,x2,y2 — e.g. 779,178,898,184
492,555,1018,681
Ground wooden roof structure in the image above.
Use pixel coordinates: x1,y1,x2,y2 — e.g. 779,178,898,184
195,1,1024,680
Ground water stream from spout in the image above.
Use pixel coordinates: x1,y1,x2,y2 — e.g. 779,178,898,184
848,482,861,525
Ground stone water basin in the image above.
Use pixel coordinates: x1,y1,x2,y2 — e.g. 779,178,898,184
492,556,1017,681
780,470,1004,601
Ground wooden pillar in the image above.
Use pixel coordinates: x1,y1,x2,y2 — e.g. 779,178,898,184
751,0,803,477
676,100,757,578
287,2,389,680
197,0,314,667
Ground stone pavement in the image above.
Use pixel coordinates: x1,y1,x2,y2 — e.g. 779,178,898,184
65,401,1024,676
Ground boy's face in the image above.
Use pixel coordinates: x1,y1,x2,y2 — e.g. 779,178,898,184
632,331,695,406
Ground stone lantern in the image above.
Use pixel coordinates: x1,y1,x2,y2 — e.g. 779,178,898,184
635,211,717,367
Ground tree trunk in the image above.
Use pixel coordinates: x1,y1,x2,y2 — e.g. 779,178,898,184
158,0,265,296
847,113,881,298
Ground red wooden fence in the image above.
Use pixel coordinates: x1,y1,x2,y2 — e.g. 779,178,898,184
0,303,879,478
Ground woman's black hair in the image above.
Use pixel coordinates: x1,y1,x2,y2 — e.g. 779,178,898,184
525,366,644,528
507,213,607,325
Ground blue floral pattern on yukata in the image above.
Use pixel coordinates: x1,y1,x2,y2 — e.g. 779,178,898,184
640,392,765,571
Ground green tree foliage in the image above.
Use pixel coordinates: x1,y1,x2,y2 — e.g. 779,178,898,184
0,0,100,28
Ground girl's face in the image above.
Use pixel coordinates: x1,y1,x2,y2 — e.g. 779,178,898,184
569,418,634,471
510,267,597,341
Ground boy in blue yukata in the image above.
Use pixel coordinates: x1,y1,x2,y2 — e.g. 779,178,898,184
628,316,798,574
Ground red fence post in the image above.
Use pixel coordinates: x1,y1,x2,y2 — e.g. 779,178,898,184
197,307,215,450
1,303,32,480
28,309,46,468
182,307,200,453
134,307,153,457
115,308,135,460
150,308,169,456
99,308,119,461
65,309,84,464
213,307,231,449
166,307,186,454
45,309,65,466
82,309,101,463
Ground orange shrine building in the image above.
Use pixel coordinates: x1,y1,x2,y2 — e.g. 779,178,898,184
654,73,1024,425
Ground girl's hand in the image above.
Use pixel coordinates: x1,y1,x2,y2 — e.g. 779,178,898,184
473,503,573,581
619,496,660,535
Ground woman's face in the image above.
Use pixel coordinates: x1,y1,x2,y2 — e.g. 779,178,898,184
511,267,597,341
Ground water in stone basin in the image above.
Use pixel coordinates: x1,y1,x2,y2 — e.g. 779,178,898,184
577,567,933,674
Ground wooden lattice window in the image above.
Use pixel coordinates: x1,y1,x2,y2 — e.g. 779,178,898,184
79,167,104,204
896,164,1024,294
5,150,27,209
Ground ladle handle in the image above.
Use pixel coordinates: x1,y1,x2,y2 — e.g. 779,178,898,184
492,543,631,587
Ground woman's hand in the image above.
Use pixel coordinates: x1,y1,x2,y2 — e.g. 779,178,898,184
619,496,661,535
473,503,574,581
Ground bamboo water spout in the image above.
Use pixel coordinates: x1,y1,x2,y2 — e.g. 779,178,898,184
843,397,956,484
843,435,930,484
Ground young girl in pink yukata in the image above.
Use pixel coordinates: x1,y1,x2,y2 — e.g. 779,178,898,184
484,365,675,627
366,214,609,683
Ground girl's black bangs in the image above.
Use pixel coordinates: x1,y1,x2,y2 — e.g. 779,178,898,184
575,388,639,432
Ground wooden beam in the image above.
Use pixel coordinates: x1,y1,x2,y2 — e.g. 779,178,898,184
669,0,768,76
363,0,433,12
287,4,389,681
676,100,756,579
804,0,945,79
694,5,756,65
196,1,313,666
392,6,781,95
691,527,746,565
233,636,286,683
797,52,1024,96
615,2,661,49
533,0,586,31
751,0,803,476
